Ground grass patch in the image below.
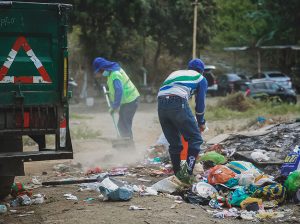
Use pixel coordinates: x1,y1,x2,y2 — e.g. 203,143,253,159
70,113,93,120
205,93,300,121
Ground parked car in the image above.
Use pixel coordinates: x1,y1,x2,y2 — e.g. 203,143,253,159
203,65,218,96
237,73,250,81
238,80,297,104
250,71,292,90
217,73,242,95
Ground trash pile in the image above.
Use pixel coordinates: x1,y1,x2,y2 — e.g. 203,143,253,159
220,122,300,164
183,156,300,221
1,121,299,222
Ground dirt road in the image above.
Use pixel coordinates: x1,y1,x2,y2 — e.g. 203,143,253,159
1,98,298,224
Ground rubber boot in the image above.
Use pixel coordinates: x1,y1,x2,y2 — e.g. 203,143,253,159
186,153,198,175
169,153,181,175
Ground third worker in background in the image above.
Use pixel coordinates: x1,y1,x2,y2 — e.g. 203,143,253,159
93,57,140,141
157,58,208,184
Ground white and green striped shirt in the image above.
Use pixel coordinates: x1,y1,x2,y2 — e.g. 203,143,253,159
158,70,204,100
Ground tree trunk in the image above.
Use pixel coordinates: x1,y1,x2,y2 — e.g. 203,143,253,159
151,39,162,86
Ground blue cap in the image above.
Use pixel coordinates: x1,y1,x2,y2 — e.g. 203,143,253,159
188,58,205,73
92,57,120,74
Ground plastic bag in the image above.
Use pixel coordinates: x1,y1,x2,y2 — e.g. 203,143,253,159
253,183,287,205
224,178,239,188
284,170,300,193
151,175,184,193
208,165,236,185
228,187,250,207
238,173,255,186
228,185,257,207
281,146,300,177
200,151,227,165
185,191,210,205
193,182,217,198
251,149,270,162
254,174,275,186
226,161,261,176
99,186,133,201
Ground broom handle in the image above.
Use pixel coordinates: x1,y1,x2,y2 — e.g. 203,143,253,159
102,86,121,137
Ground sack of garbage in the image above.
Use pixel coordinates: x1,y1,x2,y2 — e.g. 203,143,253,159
253,183,287,205
99,186,133,201
200,151,227,165
226,161,261,176
208,165,236,185
98,177,133,201
284,170,300,193
281,146,300,177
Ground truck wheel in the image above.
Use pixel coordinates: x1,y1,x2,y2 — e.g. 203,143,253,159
0,176,14,200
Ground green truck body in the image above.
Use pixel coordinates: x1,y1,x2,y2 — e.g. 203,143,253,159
0,1,73,197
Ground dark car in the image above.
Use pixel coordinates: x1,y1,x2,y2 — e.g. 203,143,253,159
239,81,297,104
217,73,242,95
203,65,218,96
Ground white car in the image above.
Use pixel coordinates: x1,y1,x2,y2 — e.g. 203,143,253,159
251,71,292,90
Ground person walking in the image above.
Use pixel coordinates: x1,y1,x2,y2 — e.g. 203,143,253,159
93,57,140,140
157,58,208,184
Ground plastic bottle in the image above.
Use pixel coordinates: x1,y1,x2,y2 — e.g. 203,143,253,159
19,195,32,206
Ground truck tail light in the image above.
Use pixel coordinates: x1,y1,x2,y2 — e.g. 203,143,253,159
16,111,30,128
60,118,66,148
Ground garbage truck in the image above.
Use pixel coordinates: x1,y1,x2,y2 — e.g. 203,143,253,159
0,1,73,198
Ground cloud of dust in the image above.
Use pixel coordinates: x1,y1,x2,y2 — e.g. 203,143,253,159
73,140,149,171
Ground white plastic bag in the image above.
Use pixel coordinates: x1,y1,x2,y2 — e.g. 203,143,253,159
251,149,270,162
151,176,183,193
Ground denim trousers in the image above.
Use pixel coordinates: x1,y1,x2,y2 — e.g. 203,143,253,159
118,98,139,139
158,95,203,174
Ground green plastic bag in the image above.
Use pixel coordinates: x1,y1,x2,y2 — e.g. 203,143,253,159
228,187,249,206
228,185,257,206
200,151,226,165
285,170,300,193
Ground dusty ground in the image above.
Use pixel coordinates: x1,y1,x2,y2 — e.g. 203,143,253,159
1,97,299,224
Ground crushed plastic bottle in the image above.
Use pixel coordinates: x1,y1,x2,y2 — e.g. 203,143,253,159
19,195,32,206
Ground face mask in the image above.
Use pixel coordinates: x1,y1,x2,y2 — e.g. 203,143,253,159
102,71,110,77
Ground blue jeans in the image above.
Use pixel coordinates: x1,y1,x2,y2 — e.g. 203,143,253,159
118,98,139,139
158,95,203,174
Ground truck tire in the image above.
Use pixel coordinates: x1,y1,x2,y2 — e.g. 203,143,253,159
0,176,14,200
0,136,23,199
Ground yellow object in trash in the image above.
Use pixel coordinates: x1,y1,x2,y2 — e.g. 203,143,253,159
240,197,263,210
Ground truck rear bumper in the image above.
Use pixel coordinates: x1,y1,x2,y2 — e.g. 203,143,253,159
0,151,73,162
